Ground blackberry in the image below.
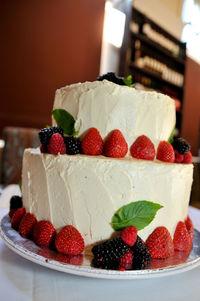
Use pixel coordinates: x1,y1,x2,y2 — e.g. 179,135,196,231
172,137,191,155
9,195,23,210
131,236,152,270
92,258,119,270
64,136,82,155
97,72,125,86
38,126,63,146
92,238,129,267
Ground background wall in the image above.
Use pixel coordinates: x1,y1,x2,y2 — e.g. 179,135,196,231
0,0,105,135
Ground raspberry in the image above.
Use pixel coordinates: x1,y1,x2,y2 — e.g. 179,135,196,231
156,141,175,163
40,144,47,153
33,220,56,247
19,213,37,238
47,133,66,155
119,249,134,270
82,128,103,155
131,236,152,269
121,226,137,247
130,135,155,161
64,136,82,155
172,137,191,155
173,221,192,252
97,72,125,86
103,129,128,158
55,225,84,255
174,150,184,163
185,215,194,240
39,126,63,146
183,151,192,164
11,207,26,230
146,227,174,259
9,195,23,210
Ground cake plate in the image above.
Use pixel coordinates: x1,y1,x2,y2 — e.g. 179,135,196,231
1,214,200,280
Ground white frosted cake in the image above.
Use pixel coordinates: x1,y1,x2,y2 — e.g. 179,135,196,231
22,80,193,248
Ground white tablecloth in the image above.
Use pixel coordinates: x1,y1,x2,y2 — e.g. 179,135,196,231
1,185,200,301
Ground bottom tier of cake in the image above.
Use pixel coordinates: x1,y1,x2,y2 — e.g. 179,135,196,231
22,148,193,246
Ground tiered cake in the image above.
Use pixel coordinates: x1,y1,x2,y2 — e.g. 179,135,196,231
22,80,193,247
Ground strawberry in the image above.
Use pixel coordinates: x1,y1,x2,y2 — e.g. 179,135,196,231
146,227,174,259
183,151,192,164
55,225,84,255
82,128,103,155
9,209,16,218
33,220,56,247
19,213,37,238
156,141,175,163
103,129,128,158
130,135,155,161
11,208,26,230
47,133,66,155
174,150,184,163
121,226,137,247
185,216,194,240
119,249,133,270
173,221,192,252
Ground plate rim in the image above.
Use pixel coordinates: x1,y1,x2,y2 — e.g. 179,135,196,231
1,214,200,280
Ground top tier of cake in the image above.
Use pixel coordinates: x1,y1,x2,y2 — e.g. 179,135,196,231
52,80,176,151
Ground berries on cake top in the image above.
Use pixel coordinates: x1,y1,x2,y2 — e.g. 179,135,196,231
156,141,175,163
172,137,191,155
64,136,82,155
130,135,155,161
47,133,66,155
39,126,64,146
97,72,126,86
103,129,128,158
82,127,103,155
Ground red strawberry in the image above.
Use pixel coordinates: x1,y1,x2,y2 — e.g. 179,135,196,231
33,220,56,247
47,133,66,155
174,150,184,163
183,151,192,164
119,249,133,270
121,226,137,247
156,141,175,163
103,129,128,158
173,221,192,252
11,207,26,230
146,227,174,259
185,216,194,240
9,209,16,218
82,128,103,155
55,225,84,255
19,213,37,238
130,135,155,161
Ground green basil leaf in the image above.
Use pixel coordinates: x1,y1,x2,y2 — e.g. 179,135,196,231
52,109,75,135
111,200,163,231
168,127,175,144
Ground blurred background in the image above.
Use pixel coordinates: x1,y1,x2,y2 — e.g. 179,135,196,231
0,0,200,192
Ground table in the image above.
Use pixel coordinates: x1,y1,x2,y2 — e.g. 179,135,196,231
0,185,200,301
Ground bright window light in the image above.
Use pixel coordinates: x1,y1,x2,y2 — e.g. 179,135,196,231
103,2,126,48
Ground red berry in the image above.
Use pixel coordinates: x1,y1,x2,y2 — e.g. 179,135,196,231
174,150,184,163
33,220,56,247
103,129,128,158
173,221,192,251
9,209,16,218
19,213,37,238
130,135,155,161
185,216,194,241
121,226,137,247
47,133,66,155
82,128,103,155
146,227,174,259
119,249,133,270
11,208,26,230
156,141,175,163
55,225,84,255
40,144,47,153
182,151,192,164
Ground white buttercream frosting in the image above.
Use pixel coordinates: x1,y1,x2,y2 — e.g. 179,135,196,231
22,149,193,246
52,80,176,151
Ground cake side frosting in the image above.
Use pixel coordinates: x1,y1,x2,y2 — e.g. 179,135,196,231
52,80,176,151
22,148,193,246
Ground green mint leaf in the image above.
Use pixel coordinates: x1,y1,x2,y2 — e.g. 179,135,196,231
123,75,133,87
52,109,76,135
168,127,175,144
111,200,163,231
19,180,22,192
